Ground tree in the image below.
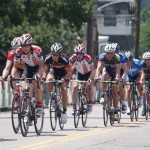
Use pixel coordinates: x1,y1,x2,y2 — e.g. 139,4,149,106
0,0,95,57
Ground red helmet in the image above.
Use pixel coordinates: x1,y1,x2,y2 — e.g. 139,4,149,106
20,33,33,45
74,44,86,53
11,37,21,47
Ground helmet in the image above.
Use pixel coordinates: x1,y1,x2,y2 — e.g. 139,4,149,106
143,52,150,60
125,51,133,60
20,33,33,45
51,42,63,53
11,37,20,47
114,43,120,53
104,43,115,53
74,44,86,53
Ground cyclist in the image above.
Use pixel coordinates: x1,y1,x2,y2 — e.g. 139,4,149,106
139,52,150,116
114,43,127,113
69,44,95,114
124,51,143,115
42,42,71,124
95,43,121,117
11,33,44,116
2,37,24,81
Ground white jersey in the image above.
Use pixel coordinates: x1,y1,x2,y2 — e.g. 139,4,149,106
15,45,43,67
69,54,93,75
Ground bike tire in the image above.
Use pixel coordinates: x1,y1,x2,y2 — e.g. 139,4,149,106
134,94,139,121
103,92,109,127
11,94,20,134
145,93,149,120
19,95,29,137
49,93,57,131
74,92,81,128
81,95,88,127
130,92,134,122
34,106,44,135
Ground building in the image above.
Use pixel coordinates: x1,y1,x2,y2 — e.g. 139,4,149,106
97,0,135,51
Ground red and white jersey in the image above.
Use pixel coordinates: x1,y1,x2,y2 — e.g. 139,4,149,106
7,50,24,69
69,54,94,75
14,45,43,67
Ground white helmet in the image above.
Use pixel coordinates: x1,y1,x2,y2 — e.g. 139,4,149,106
125,51,133,60
143,52,150,60
104,43,115,53
11,37,20,47
20,33,33,45
74,44,86,53
51,42,63,53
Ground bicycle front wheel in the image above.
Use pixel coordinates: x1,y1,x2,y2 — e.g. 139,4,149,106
11,94,20,134
134,94,139,121
34,107,44,135
130,92,134,122
74,92,81,128
19,95,29,137
81,95,88,127
103,92,109,127
49,93,57,131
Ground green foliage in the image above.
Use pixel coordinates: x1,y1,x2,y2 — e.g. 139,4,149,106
0,0,95,57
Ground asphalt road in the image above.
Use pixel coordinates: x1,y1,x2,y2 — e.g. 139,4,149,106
0,104,150,150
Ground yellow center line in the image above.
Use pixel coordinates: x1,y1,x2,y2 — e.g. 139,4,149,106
13,119,149,150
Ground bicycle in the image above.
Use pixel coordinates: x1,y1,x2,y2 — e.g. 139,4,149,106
143,81,150,120
125,81,140,122
71,80,88,128
19,78,44,137
99,79,121,127
10,78,23,134
43,79,65,131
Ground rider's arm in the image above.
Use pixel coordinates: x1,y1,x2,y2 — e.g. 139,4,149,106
122,63,127,79
116,63,120,79
11,61,19,78
63,65,72,79
95,61,103,78
42,65,49,79
37,59,44,77
2,61,12,79
89,64,95,79
140,69,145,82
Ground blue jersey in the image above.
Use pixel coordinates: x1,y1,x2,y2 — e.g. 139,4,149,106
118,53,127,69
127,59,142,77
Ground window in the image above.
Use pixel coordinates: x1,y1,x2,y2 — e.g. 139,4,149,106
104,14,116,26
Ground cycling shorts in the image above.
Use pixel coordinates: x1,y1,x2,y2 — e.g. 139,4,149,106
77,71,91,81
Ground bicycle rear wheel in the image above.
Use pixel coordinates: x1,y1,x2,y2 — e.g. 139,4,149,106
11,94,20,134
19,95,29,137
49,93,57,131
74,92,81,128
81,96,88,127
34,107,44,135
145,93,149,120
103,92,109,127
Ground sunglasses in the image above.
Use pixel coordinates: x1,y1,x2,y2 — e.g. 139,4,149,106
106,52,114,55
52,53,59,56
76,52,83,56
21,44,30,48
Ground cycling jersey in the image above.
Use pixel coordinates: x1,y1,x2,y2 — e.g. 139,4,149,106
7,50,24,69
118,53,127,67
69,54,93,75
140,60,150,79
44,54,70,79
14,45,43,66
98,53,120,75
126,59,142,78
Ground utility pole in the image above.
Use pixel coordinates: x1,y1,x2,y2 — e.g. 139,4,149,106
135,0,141,59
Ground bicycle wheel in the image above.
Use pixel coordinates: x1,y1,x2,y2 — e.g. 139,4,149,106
34,106,44,135
117,108,121,123
103,92,109,127
49,93,57,131
145,93,149,120
58,108,64,130
81,95,88,127
74,92,81,128
130,92,134,122
19,95,29,137
11,94,20,134
134,94,139,121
